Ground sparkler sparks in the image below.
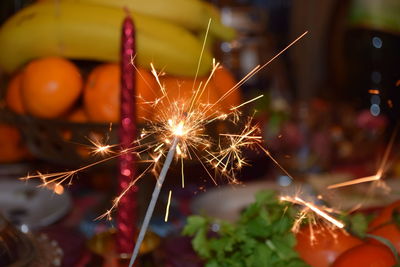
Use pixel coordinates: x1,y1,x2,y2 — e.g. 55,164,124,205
206,118,262,182
281,194,345,244
21,61,265,223
281,196,344,229
22,31,308,219
19,29,308,267
165,190,172,222
88,137,115,156
328,125,398,190
327,174,381,190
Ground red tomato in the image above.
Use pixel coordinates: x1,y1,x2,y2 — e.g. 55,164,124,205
369,200,400,230
332,243,396,267
295,226,362,267
370,223,400,252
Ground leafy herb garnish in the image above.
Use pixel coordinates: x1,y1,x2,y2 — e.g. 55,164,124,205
183,190,309,267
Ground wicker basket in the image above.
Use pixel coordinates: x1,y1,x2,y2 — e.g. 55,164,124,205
0,107,236,167
1,108,119,166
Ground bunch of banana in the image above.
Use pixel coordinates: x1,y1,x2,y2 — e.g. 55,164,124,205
43,0,235,41
0,1,226,76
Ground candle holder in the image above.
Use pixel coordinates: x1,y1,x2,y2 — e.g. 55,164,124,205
87,228,160,267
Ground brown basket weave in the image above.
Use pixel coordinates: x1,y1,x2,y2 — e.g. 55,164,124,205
1,108,119,166
0,107,236,167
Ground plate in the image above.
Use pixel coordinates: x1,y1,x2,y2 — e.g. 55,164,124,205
307,173,400,210
191,179,310,222
0,179,71,229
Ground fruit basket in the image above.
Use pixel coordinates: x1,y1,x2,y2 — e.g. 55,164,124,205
0,57,243,167
0,107,238,168
0,108,118,166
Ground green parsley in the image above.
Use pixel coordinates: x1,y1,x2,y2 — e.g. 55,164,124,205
183,190,310,267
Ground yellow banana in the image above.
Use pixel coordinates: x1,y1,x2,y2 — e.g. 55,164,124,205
0,2,213,76
202,1,222,22
46,0,236,41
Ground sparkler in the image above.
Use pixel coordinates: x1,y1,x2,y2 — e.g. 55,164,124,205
129,137,178,265
21,28,308,265
327,125,398,190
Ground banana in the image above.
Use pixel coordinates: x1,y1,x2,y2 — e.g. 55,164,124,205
45,0,236,41
0,2,213,76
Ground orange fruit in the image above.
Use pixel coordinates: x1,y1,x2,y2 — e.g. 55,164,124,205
21,57,83,119
0,124,29,163
135,68,159,120
61,108,88,151
211,66,241,112
84,63,157,123
66,108,89,123
161,76,219,107
5,73,26,114
84,63,119,122
158,67,241,116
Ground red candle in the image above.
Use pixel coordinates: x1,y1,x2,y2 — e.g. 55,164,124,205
117,13,137,255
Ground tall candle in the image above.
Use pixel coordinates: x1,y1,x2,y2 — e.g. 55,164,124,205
117,13,137,255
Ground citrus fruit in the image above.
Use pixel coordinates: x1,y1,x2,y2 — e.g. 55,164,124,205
0,124,29,163
211,66,241,112
84,63,157,123
160,75,219,109
135,67,159,120
21,57,83,118
5,73,25,114
66,108,89,123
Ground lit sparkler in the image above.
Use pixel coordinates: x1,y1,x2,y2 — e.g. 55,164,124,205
21,29,308,266
21,29,308,207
